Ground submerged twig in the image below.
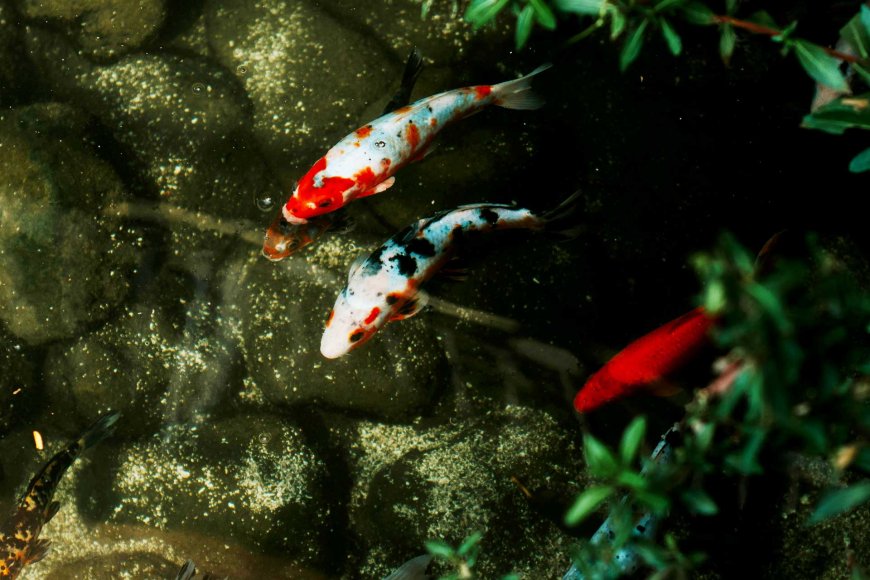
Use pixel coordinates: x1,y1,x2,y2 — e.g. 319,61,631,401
103,201,263,246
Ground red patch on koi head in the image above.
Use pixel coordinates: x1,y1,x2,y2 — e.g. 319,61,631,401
363,307,381,325
325,309,335,327
474,85,492,99
287,156,355,220
355,125,373,138
406,123,420,149
430,118,438,127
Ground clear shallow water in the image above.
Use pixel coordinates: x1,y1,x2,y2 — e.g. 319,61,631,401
0,0,867,578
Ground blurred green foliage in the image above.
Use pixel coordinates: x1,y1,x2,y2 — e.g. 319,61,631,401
564,232,870,575
422,0,870,172
425,532,519,579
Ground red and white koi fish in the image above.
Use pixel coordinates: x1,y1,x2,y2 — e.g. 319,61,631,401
0,412,119,578
573,307,716,413
263,64,551,260
321,193,579,358
262,49,425,261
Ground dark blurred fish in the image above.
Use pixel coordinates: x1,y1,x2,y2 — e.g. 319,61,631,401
384,554,432,580
262,48,426,262
0,411,120,579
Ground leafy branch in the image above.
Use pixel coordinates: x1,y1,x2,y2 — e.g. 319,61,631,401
564,232,870,576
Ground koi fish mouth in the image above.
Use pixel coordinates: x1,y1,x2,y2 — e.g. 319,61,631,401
262,241,291,262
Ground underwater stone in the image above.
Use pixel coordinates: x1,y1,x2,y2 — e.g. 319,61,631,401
16,0,166,61
23,25,281,223
345,405,585,578
221,241,447,420
0,104,142,345
313,0,513,66
0,326,35,436
0,0,28,106
93,414,332,566
43,266,242,439
204,0,398,178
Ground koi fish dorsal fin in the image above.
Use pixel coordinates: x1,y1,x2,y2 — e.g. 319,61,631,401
176,560,197,580
26,538,51,564
492,63,552,110
44,501,60,523
390,292,429,321
384,554,433,580
359,177,395,198
349,254,368,281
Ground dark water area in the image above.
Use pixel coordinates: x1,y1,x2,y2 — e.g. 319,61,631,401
0,0,867,578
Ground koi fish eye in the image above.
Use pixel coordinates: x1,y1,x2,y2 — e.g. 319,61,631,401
349,330,365,343
317,198,333,208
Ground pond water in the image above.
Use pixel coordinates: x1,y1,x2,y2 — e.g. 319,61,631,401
0,1,866,579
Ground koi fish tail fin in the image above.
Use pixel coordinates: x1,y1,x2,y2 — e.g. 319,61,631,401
540,190,585,239
78,410,121,450
176,560,197,580
491,63,552,110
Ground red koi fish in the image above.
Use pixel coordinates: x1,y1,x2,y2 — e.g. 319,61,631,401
573,307,716,413
262,64,550,259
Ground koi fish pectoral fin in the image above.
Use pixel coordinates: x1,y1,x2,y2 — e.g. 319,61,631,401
358,177,396,198
390,291,429,321
410,142,439,164
26,538,51,564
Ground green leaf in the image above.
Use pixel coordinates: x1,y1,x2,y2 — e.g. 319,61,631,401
565,485,614,525
682,488,719,515
839,7,870,60
620,416,647,464
746,282,792,334
725,0,737,15
801,93,870,135
654,0,683,12
554,0,605,15
808,481,870,525
773,20,798,43
660,18,682,56
635,489,671,514
849,147,870,173
515,4,535,50
584,433,620,476
465,0,511,28
457,531,482,557
748,11,778,29
719,23,736,65
793,39,849,92
620,19,649,71
725,428,766,475
425,539,456,559
530,0,557,29
863,4,870,38
855,63,870,85
610,8,627,39
681,2,714,25
616,470,647,489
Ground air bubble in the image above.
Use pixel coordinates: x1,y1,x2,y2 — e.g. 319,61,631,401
255,192,276,212
375,141,386,148
258,432,271,444
237,64,249,75
192,82,206,94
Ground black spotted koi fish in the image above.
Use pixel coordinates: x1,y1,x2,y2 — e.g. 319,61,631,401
263,63,551,261
0,411,120,578
320,193,580,358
